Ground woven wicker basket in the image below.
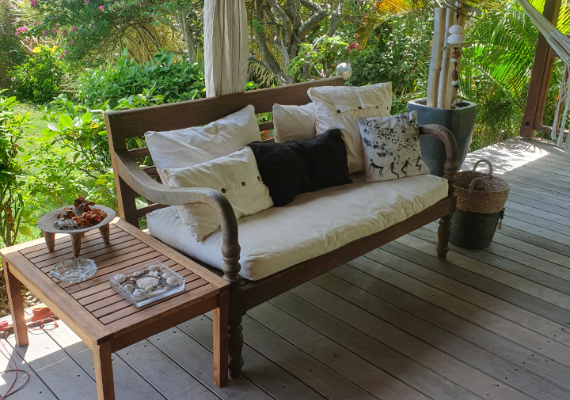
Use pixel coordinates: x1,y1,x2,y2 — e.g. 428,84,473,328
455,159,510,214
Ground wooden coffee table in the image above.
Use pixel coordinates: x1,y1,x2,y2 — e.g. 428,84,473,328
0,218,230,400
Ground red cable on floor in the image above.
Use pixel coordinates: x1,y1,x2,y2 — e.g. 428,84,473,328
0,305,58,398
0,332,30,400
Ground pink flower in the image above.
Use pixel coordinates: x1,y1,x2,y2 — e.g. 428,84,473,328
93,25,96,28
30,0,37,7
42,30,47,36
60,54,64,59
71,27,77,31
16,26,27,33
15,32,19,36
86,41,89,45
52,29,57,34
62,30,66,36
34,22,39,25
151,13,154,17
98,5,104,10
55,17,58,20
348,43,361,53
85,0,89,3
71,40,75,44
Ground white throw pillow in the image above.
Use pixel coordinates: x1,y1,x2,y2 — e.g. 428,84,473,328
308,82,392,174
358,111,428,182
145,105,261,179
162,147,273,242
273,103,316,143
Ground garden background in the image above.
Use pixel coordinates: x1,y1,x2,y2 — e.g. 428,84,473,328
1,0,568,314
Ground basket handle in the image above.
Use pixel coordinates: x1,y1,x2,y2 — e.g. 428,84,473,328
472,159,493,175
468,177,491,193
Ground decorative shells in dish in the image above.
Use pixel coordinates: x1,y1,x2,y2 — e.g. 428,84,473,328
109,262,185,307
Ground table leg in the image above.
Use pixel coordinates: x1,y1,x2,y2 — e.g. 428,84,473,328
44,231,56,253
99,223,110,244
2,261,29,347
213,289,228,387
93,341,115,400
71,233,82,258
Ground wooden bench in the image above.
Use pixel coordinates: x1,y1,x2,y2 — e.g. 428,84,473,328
104,77,458,378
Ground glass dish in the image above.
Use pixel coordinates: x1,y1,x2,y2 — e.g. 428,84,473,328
50,258,97,283
109,261,185,307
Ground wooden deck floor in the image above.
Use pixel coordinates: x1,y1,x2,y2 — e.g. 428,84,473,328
2,138,570,400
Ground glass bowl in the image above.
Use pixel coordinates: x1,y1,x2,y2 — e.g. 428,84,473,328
50,258,97,283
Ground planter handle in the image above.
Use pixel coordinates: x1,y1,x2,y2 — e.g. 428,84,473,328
472,159,493,175
468,177,491,194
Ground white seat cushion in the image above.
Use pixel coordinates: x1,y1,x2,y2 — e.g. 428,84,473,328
147,174,448,281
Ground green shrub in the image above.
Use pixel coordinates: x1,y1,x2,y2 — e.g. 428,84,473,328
8,46,67,104
74,50,206,108
0,91,30,247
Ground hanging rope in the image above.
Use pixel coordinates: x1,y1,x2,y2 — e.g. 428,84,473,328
552,65,570,148
516,0,570,149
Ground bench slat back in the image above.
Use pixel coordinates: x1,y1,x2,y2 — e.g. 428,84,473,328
105,77,345,225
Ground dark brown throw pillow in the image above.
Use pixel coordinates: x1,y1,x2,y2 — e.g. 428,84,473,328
248,129,351,207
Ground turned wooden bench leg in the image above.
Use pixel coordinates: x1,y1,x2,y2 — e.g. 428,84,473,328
437,213,453,260
213,289,228,387
93,341,115,400
3,261,29,347
228,315,244,379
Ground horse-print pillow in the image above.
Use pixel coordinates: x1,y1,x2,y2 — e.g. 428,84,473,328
358,111,428,182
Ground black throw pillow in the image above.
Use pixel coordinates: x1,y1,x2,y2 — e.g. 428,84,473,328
248,129,351,207
287,129,352,190
247,140,315,206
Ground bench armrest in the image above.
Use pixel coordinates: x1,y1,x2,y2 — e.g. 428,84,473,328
419,124,459,197
113,149,241,283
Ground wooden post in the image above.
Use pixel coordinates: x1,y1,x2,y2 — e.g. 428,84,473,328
520,0,562,138
427,8,446,108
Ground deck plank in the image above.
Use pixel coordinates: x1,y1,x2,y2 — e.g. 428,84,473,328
365,246,570,347
117,340,219,400
238,315,378,400
0,339,57,400
249,301,433,400
349,255,570,368
46,321,165,400
317,271,570,400
270,289,511,400
398,233,570,310
148,327,275,400
179,315,328,400
6,328,98,400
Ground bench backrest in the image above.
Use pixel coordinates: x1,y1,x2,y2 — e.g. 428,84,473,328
105,77,345,225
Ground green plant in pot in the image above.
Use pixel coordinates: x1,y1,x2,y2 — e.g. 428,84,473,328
407,3,480,177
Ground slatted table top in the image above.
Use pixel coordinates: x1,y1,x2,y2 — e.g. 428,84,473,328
0,218,229,347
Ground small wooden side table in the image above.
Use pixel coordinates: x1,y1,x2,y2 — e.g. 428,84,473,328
0,218,230,400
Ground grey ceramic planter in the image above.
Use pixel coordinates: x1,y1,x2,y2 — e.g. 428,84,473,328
407,98,477,177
